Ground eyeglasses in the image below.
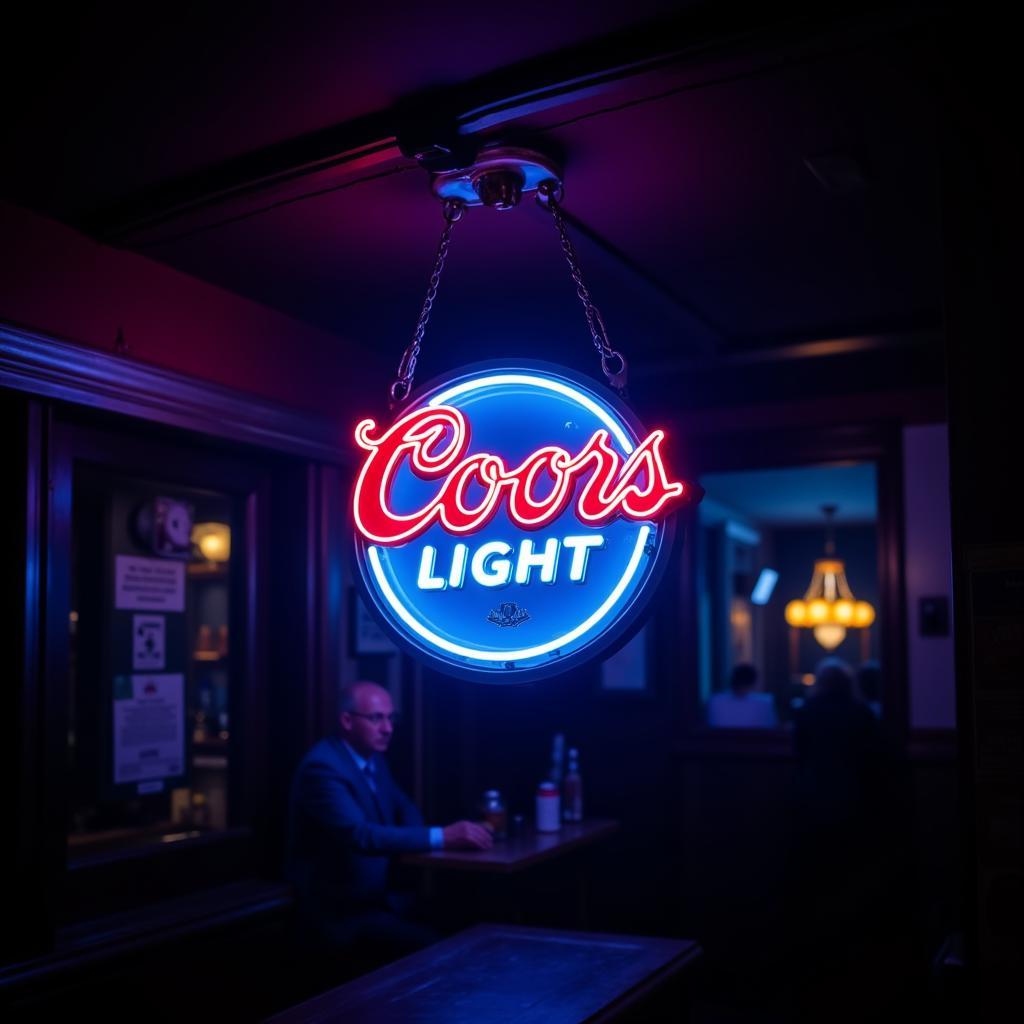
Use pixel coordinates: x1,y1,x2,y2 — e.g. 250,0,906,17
350,712,400,726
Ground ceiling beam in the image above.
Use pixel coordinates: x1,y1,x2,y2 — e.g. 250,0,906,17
557,206,724,353
630,329,942,378
85,4,934,247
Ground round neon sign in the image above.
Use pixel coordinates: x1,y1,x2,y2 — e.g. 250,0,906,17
351,362,699,682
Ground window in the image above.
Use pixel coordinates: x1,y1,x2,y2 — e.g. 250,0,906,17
695,462,881,729
68,470,237,861
48,414,275,925
5,345,343,966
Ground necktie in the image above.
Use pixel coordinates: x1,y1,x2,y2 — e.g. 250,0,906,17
364,760,386,821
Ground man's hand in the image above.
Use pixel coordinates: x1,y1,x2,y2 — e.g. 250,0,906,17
442,820,494,850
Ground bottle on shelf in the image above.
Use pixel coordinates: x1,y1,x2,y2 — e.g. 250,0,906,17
195,673,215,739
563,748,583,822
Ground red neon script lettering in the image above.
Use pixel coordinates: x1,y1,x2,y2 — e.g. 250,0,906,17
353,405,689,546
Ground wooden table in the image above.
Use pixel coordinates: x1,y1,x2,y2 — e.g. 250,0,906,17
403,819,619,926
266,923,702,1024
403,818,619,873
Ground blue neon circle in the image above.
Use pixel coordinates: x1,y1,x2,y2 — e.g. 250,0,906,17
353,362,676,682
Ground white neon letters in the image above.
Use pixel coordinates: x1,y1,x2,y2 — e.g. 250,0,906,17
416,547,446,590
470,541,513,587
412,535,606,590
448,543,469,588
562,535,605,582
515,538,559,585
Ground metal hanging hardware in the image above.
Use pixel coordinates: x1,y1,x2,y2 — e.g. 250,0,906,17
389,147,628,406
430,145,563,211
389,198,464,408
535,179,628,394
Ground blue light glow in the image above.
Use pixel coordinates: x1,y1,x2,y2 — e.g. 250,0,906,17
354,363,676,682
751,568,779,606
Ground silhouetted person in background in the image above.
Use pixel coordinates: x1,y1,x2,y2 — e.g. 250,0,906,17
707,662,778,728
788,658,916,1021
793,658,882,831
856,659,883,718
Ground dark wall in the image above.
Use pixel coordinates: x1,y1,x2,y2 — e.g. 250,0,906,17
417,569,685,936
942,15,1024,1006
409,517,957,1011
415,650,959,1010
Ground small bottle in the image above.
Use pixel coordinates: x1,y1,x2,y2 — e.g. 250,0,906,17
536,781,561,832
563,748,583,823
549,733,565,788
481,789,507,839
197,623,214,654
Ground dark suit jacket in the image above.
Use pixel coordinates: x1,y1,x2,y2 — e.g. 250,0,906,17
286,737,432,934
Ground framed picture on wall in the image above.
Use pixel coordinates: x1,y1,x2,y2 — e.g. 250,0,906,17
349,589,397,656
600,627,650,695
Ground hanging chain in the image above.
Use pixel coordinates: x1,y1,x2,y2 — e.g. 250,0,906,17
537,180,628,393
390,181,627,405
389,198,464,408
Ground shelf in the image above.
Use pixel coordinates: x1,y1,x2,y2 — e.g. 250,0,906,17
192,738,229,758
192,651,227,662
187,562,229,580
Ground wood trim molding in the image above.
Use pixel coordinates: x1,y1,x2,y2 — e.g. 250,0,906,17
0,322,348,465
0,880,291,993
672,389,946,441
907,728,957,761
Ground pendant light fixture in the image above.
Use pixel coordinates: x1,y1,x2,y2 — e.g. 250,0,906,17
784,504,875,651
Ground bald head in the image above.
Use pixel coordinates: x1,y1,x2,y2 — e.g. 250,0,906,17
339,681,389,714
338,681,396,757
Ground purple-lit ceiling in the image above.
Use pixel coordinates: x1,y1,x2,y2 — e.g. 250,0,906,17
1,5,944,404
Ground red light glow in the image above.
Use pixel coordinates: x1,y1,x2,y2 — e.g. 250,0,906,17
353,405,689,546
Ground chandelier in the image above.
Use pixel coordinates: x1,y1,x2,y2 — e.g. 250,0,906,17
784,504,875,651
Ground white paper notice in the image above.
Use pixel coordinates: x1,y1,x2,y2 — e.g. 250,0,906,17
132,614,166,670
113,673,185,786
115,555,185,611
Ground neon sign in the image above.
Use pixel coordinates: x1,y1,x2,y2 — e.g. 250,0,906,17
352,363,699,682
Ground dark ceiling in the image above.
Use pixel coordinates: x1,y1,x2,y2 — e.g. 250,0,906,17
2,3,946,410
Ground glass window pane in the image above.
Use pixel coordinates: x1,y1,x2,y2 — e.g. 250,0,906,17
696,462,880,727
68,467,235,860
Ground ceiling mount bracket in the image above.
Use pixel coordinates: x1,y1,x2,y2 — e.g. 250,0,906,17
431,145,562,211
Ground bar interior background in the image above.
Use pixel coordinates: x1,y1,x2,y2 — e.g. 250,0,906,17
1,3,1020,1021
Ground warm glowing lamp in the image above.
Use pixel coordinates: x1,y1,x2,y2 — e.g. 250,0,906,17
785,599,808,626
852,600,875,628
783,505,875,652
833,598,855,625
813,623,847,650
192,522,231,563
807,598,830,625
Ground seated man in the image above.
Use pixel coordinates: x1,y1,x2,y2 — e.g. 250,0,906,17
706,663,778,728
287,680,492,960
